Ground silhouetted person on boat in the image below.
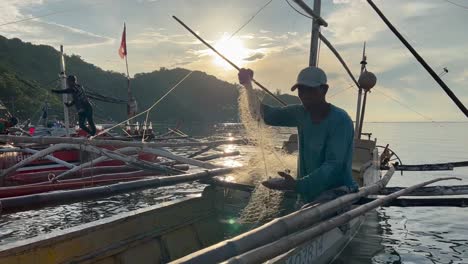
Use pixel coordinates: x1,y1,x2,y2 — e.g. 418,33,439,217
238,67,357,206
52,75,96,136
0,116,18,134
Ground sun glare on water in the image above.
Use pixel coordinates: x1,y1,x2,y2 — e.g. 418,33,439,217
212,35,249,70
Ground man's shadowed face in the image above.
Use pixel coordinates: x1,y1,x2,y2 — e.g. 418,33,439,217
298,84,328,110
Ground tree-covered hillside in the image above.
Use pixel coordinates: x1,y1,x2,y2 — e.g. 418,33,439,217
0,35,300,124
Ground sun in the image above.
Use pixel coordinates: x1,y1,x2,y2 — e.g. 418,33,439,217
212,35,249,70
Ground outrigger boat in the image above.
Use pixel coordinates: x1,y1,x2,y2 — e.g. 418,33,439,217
1,0,467,263
0,45,201,191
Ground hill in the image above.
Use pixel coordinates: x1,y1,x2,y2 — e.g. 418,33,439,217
0,35,300,124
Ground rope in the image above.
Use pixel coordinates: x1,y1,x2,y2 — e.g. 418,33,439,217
329,84,355,98
228,0,275,40
90,71,194,139
0,10,73,27
373,89,435,122
94,0,280,140
285,0,313,19
444,0,468,10
0,2,108,27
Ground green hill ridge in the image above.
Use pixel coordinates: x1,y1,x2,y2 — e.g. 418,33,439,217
0,35,300,124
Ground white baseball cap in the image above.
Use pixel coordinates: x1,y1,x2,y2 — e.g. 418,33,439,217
291,66,327,91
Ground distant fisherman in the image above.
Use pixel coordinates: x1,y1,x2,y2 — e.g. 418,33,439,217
238,67,358,205
52,75,96,136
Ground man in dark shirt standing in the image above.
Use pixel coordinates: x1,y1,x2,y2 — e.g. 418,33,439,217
52,75,96,136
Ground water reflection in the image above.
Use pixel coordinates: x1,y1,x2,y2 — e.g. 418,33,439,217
334,206,468,264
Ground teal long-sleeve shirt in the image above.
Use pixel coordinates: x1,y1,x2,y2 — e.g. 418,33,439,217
262,103,357,203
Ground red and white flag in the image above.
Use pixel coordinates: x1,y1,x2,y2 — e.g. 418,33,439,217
118,23,127,59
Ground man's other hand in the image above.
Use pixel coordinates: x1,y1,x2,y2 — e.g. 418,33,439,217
238,68,254,85
261,171,296,191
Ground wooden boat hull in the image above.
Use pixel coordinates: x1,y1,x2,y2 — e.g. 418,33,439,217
0,188,225,264
0,139,383,263
267,215,364,264
0,187,373,264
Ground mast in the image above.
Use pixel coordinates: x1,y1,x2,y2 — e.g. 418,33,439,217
59,45,70,137
355,43,366,138
308,0,321,67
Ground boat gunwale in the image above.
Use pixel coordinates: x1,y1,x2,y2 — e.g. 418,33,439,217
0,194,203,255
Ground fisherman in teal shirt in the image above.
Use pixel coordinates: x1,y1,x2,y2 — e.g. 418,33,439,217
238,66,358,204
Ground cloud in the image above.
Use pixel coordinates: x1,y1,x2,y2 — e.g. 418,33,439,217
0,1,114,49
243,52,265,61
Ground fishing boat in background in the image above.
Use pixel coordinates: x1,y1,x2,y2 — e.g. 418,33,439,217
0,41,191,190
0,0,467,263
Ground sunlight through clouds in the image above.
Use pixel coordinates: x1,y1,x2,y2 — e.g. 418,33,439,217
0,0,467,121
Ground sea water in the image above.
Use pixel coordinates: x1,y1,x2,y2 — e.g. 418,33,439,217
0,122,467,264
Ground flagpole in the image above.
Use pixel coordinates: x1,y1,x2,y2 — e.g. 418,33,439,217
122,22,134,119
125,46,132,118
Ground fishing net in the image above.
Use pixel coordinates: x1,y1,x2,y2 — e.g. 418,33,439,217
234,88,297,225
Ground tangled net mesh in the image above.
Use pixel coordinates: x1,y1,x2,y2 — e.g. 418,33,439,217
234,88,297,225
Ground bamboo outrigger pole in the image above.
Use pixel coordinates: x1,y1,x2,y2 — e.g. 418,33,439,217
367,0,468,118
172,16,287,107
0,167,235,213
171,167,395,264
225,176,461,263
0,135,244,148
0,143,182,179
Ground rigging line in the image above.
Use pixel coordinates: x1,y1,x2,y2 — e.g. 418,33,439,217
285,0,312,19
444,0,468,10
0,2,109,27
329,84,355,98
228,0,275,40
373,89,435,122
90,71,194,139
97,1,282,139
0,10,72,27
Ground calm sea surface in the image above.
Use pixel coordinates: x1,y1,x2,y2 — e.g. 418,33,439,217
1,122,467,263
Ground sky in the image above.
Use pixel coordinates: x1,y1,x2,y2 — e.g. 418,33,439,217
1,0,467,122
